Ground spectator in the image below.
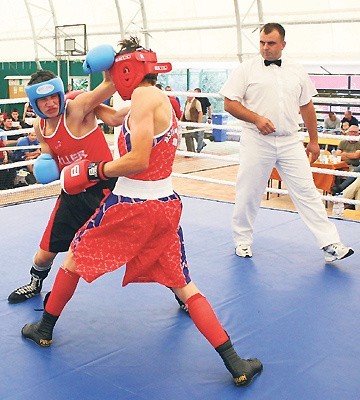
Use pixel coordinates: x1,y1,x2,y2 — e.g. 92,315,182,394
341,110,359,127
156,83,181,119
194,87,212,122
331,164,360,195
165,85,181,106
0,137,16,189
340,120,350,134
22,102,37,128
0,112,6,129
335,125,360,169
194,87,213,147
181,91,204,152
343,178,360,211
13,131,41,184
324,111,341,131
10,108,25,129
2,116,23,145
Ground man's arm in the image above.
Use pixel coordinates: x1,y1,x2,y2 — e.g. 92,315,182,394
33,119,53,157
207,105,212,120
300,100,320,163
95,104,130,127
338,150,360,161
68,71,116,119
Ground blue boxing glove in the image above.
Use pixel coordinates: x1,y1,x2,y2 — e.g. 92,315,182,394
33,154,60,184
83,44,115,74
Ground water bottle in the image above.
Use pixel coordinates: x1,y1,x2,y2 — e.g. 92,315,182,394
332,193,344,217
331,149,336,163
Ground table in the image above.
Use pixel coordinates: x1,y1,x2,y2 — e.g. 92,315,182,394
269,160,349,194
303,136,341,150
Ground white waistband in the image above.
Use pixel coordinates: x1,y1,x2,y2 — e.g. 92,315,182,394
113,176,173,199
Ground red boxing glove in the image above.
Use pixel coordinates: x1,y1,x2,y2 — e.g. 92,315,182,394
60,159,108,195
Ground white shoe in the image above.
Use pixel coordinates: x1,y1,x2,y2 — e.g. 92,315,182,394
322,242,354,262
235,244,252,258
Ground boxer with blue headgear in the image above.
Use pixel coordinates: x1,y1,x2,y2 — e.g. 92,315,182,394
8,66,121,307
25,70,65,119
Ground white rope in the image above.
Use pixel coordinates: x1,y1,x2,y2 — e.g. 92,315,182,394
0,145,41,151
0,160,35,170
0,97,28,104
0,179,59,194
172,171,360,207
175,149,360,179
0,93,358,212
2,127,34,137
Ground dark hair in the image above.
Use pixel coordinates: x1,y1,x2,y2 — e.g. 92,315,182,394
28,70,57,86
117,36,158,85
260,23,285,40
117,36,142,55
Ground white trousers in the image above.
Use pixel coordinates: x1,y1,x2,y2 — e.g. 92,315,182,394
232,130,340,249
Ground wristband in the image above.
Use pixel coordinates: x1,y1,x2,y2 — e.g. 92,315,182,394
88,161,108,181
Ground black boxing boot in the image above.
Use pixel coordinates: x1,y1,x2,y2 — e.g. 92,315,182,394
216,339,263,387
22,311,58,347
8,265,51,304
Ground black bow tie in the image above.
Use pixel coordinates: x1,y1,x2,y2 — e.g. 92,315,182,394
264,59,282,67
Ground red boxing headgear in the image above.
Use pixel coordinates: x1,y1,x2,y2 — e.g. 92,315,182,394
109,49,172,100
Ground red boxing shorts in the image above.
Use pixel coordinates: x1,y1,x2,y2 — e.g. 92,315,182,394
71,192,191,288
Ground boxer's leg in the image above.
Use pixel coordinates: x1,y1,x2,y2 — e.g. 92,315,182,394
173,284,263,386
8,249,55,303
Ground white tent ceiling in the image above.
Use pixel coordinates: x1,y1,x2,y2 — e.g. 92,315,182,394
1,0,360,74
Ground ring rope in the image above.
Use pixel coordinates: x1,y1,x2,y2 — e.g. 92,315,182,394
172,172,360,207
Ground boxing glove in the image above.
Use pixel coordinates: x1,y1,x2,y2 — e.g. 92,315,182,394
83,44,115,74
60,159,108,195
33,153,60,184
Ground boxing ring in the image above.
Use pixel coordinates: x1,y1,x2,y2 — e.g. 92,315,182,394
1,195,360,400
1,93,360,399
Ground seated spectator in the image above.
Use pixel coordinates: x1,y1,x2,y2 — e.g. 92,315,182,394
341,110,359,127
12,131,40,184
331,164,360,195
0,138,16,189
335,125,360,170
0,112,6,129
324,112,341,132
343,178,360,211
22,102,37,128
340,120,350,134
2,116,24,145
10,108,25,129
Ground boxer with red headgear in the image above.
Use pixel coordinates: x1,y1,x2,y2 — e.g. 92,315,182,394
110,36,172,100
22,37,262,387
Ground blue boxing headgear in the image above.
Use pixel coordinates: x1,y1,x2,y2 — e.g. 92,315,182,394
25,77,65,119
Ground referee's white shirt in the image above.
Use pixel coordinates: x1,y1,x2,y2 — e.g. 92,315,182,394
220,55,317,136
